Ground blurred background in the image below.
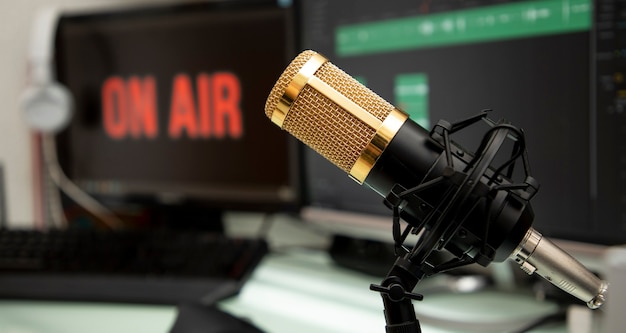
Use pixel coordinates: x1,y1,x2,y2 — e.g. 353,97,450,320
0,0,624,332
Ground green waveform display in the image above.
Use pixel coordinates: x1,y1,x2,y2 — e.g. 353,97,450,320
336,0,591,56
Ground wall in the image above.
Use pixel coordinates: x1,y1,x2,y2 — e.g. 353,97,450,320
0,0,182,227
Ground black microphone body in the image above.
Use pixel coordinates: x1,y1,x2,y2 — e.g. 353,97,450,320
365,119,534,265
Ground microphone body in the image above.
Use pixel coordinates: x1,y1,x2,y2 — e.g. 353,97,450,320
364,119,533,264
265,50,606,309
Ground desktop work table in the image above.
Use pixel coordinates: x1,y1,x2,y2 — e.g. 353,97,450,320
0,248,567,333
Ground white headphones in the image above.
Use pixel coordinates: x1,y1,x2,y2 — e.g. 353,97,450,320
20,7,73,133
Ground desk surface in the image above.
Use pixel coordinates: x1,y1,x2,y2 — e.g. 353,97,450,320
0,249,567,333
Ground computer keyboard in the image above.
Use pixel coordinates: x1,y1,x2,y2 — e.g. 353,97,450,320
0,228,268,304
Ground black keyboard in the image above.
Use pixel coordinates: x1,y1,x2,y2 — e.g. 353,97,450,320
0,228,268,304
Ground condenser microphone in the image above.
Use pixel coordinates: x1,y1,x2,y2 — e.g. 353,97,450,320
265,50,607,309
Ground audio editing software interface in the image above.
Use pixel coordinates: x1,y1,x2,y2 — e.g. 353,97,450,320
300,0,626,245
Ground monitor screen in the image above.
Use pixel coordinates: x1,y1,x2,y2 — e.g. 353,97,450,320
53,0,301,223
299,0,626,245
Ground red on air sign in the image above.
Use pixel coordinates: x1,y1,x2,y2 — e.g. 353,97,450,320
101,72,243,140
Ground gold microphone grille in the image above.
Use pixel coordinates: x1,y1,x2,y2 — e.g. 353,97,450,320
265,50,396,173
264,50,316,120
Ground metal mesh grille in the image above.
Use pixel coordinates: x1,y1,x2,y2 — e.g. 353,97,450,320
284,85,371,172
265,50,316,119
264,50,395,173
315,61,394,122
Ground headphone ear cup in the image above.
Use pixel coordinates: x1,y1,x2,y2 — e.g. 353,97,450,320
20,81,73,133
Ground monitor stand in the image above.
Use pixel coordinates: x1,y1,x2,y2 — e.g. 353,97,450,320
169,302,263,333
62,194,225,233
328,234,397,277
148,201,225,233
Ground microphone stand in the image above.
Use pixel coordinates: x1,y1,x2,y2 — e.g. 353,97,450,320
369,254,427,333
369,111,538,333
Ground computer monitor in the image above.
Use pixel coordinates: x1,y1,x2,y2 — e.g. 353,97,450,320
298,0,626,248
53,0,300,228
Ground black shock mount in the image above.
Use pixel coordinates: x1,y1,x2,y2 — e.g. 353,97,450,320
369,110,539,332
